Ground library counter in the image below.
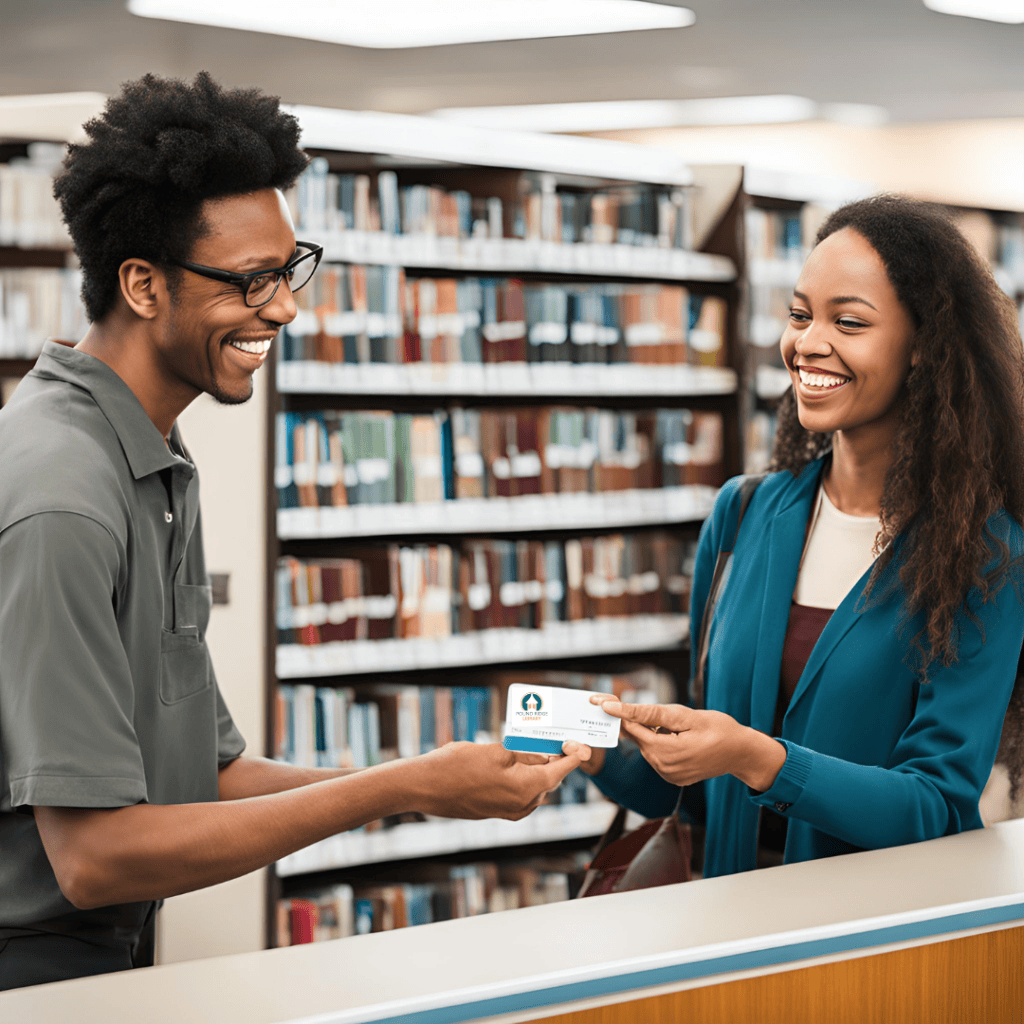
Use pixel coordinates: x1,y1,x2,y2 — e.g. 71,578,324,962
4,819,1023,1024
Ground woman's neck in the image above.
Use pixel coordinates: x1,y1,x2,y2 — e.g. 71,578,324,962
823,423,896,518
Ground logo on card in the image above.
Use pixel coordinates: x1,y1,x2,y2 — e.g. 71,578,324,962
516,692,547,722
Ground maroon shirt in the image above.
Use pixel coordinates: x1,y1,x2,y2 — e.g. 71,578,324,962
774,602,833,735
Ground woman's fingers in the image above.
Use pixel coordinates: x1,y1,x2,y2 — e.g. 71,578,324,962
590,698,693,733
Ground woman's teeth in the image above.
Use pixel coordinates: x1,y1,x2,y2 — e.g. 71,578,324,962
798,367,848,390
229,339,272,355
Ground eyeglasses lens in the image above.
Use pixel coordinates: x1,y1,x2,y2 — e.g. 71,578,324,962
245,248,318,307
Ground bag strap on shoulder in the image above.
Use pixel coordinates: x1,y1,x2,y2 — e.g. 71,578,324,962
691,473,766,710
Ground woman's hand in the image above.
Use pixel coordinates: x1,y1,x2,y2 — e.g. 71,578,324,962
589,695,787,792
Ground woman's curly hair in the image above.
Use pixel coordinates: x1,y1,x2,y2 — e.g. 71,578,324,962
53,71,310,323
770,194,1024,672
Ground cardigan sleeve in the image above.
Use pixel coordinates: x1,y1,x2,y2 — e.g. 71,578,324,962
751,516,1024,850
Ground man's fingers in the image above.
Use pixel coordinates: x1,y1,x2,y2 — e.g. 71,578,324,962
562,740,592,762
536,748,586,788
513,752,552,766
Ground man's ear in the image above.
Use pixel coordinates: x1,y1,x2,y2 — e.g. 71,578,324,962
118,258,167,320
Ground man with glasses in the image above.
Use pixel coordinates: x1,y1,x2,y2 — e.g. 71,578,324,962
0,73,586,991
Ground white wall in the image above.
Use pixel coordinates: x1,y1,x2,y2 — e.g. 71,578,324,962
155,368,269,962
590,119,1024,212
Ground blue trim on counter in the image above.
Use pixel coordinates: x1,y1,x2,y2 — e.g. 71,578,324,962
359,901,1024,1024
502,737,565,755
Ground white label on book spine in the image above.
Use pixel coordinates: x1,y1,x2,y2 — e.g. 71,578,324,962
529,321,569,345
317,464,339,487
456,451,484,479
689,328,722,353
467,584,491,611
357,458,391,484
482,320,526,342
290,310,320,337
625,323,665,346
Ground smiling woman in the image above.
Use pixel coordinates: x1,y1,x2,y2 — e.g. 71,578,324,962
579,194,1024,879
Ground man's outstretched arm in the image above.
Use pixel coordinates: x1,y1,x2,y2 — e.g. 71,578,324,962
34,742,588,911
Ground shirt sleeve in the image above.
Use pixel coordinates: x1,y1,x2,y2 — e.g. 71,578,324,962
750,555,1024,849
214,672,246,768
0,512,148,809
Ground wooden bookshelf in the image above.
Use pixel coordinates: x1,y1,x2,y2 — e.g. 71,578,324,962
263,114,749,946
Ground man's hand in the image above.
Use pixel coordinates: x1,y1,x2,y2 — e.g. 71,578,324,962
589,695,786,791
407,742,588,820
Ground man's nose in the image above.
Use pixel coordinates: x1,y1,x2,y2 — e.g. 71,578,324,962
263,276,298,326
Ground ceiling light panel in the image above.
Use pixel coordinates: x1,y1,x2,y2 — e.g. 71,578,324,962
127,0,695,48
432,96,823,133
923,0,1024,23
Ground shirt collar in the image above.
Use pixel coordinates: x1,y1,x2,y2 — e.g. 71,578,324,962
31,341,189,481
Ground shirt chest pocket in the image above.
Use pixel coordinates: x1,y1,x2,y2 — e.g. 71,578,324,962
159,583,213,705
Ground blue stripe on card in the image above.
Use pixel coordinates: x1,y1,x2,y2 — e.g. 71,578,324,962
340,900,1024,1024
502,736,565,755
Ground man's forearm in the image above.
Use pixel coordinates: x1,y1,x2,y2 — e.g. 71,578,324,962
218,754,362,800
37,758,420,910
34,743,585,911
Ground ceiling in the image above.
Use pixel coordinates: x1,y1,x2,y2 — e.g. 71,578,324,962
0,0,1021,124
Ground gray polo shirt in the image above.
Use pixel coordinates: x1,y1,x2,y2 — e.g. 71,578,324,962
0,341,245,935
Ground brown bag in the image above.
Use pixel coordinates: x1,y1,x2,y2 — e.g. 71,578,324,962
576,474,765,899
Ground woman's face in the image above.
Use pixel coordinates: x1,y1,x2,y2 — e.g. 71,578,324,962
780,227,916,439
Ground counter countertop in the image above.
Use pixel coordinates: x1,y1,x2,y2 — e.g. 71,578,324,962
3,818,1024,1024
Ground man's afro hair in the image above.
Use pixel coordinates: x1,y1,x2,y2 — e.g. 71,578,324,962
54,71,310,323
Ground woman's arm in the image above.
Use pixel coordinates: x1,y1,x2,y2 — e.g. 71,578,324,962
595,568,1024,850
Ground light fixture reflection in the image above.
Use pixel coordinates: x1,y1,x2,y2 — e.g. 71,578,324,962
431,97,889,133
924,0,1024,23
127,0,695,48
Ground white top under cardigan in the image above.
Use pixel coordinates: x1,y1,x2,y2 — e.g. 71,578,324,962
794,486,881,610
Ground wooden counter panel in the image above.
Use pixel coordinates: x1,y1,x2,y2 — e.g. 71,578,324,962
533,926,1024,1024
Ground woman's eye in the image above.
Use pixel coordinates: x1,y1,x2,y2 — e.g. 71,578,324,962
788,309,810,322
837,318,866,329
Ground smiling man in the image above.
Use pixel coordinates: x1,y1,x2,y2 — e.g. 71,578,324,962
0,73,585,991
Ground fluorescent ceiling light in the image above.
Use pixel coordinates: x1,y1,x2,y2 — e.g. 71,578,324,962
0,92,108,142
923,0,1024,23
432,96,848,132
127,0,694,48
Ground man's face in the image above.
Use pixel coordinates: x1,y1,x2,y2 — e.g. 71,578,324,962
161,188,298,405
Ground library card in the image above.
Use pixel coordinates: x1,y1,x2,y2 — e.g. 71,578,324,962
502,684,620,755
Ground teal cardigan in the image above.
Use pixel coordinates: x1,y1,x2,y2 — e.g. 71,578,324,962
591,459,1024,877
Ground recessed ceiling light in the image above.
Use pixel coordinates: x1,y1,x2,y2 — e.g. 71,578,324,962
126,0,695,48
432,96,830,132
923,0,1024,23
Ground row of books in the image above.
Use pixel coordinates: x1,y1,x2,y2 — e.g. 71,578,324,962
0,268,86,358
278,853,589,944
0,157,70,248
282,268,728,368
275,407,724,511
276,532,698,645
743,205,827,263
292,161,694,250
274,667,674,770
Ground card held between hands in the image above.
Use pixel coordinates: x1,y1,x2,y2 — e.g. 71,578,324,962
502,684,621,755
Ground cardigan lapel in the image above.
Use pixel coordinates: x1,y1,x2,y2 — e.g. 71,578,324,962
786,537,904,719
747,464,823,734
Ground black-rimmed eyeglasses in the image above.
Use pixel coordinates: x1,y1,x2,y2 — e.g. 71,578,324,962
171,242,323,308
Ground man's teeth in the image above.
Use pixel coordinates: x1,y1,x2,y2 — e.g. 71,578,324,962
798,367,848,389
229,339,272,355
